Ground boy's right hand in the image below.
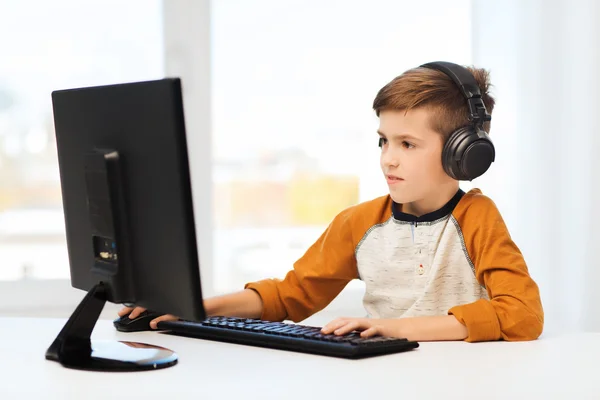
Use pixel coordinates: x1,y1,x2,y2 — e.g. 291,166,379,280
117,306,179,329
116,289,263,328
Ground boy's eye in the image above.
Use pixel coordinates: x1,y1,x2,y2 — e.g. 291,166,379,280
402,141,415,149
378,137,387,148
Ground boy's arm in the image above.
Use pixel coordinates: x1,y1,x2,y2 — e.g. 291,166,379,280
244,208,360,322
204,289,264,319
121,205,361,327
447,194,544,342
137,202,373,328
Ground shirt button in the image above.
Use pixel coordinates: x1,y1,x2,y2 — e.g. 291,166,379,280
417,264,425,275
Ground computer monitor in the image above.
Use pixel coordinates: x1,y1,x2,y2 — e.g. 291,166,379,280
46,78,206,372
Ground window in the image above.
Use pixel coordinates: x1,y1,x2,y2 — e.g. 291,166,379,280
2,1,475,316
0,0,164,282
211,0,473,293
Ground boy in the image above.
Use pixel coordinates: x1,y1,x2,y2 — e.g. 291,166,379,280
119,61,544,342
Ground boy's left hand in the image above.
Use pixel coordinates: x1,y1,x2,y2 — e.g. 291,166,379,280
321,317,410,339
321,315,469,341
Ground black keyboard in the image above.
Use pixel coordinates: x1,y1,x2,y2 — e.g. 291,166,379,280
157,316,419,359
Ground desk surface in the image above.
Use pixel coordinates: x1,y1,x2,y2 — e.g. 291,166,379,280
2,317,599,399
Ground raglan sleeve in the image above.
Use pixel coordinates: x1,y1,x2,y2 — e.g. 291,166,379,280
448,196,544,342
244,207,359,322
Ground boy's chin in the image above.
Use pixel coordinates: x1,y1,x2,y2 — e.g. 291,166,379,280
388,190,415,205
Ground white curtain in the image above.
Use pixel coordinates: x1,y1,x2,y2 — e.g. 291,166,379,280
470,0,600,334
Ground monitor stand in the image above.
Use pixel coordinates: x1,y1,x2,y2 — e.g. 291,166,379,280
45,282,177,372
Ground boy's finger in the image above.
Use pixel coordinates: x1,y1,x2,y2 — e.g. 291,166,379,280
334,321,360,336
128,307,146,320
117,307,133,317
150,314,177,330
321,319,347,334
361,327,378,338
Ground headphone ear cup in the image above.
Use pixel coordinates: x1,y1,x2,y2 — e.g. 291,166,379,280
442,127,471,180
442,127,495,181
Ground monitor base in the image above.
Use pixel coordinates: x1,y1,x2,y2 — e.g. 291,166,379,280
45,282,177,372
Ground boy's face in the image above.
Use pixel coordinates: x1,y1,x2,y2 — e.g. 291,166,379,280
378,108,456,206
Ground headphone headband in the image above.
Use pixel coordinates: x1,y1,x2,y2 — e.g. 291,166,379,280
419,61,491,128
417,61,495,181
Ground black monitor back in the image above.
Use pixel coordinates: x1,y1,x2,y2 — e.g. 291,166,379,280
52,78,205,321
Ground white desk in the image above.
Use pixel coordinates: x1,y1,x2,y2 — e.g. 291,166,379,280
2,317,599,399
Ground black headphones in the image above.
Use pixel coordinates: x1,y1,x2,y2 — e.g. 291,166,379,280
420,61,495,181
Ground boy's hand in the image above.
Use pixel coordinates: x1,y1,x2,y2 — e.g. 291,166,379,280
117,306,178,329
117,305,145,319
322,315,469,341
321,317,410,339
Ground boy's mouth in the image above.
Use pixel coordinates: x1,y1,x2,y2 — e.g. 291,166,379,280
386,174,404,184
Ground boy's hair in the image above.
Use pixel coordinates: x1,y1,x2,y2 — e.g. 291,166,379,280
372,65,495,138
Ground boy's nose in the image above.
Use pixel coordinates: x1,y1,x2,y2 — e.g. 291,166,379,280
382,152,399,168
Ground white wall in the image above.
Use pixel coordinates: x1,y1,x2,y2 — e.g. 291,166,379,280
471,0,600,334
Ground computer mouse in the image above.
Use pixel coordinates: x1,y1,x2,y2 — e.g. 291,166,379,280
113,310,163,332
